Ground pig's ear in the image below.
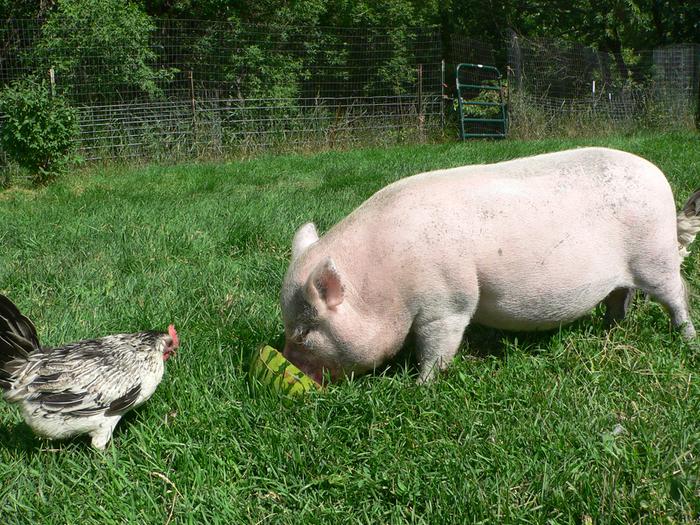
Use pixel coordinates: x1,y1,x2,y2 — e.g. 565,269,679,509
306,257,344,309
292,222,319,260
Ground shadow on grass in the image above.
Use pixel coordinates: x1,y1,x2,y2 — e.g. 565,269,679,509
378,313,604,380
260,311,606,383
0,406,149,454
0,421,46,454
0,421,107,453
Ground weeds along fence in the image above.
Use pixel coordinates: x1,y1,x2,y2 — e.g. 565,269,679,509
0,19,444,161
0,18,698,164
508,35,700,137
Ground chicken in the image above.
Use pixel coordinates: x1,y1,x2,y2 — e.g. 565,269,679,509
0,294,179,449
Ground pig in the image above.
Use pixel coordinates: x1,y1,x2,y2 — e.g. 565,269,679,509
280,147,700,383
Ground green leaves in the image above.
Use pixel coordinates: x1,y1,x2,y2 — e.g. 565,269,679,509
34,0,173,102
0,78,79,184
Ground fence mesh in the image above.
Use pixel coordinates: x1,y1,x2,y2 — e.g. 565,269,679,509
0,19,444,160
508,35,700,134
1,18,698,164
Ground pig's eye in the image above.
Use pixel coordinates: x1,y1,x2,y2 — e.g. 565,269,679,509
292,326,310,344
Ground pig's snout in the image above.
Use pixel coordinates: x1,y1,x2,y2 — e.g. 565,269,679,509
283,341,325,385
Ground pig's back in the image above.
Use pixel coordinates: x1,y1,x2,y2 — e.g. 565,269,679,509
335,147,674,245
383,147,669,205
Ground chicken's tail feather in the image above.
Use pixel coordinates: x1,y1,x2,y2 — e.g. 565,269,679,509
0,295,40,391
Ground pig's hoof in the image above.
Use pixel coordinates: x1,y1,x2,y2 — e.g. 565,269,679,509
680,322,696,341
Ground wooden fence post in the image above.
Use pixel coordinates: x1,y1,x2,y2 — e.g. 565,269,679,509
189,70,197,142
49,67,55,97
417,64,424,134
440,59,445,130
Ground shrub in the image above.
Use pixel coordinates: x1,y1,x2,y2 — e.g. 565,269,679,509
0,79,80,184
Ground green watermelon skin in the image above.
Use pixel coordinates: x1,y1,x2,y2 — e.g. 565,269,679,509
250,345,321,396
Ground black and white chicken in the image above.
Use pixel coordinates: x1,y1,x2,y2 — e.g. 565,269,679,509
0,294,179,449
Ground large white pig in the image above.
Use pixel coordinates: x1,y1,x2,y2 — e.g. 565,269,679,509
280,147,700,383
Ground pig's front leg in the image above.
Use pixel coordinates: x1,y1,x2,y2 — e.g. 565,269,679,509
603,287,634,327
414,312,472,383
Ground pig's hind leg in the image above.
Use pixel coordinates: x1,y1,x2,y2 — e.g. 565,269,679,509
413,312,472,384
654,281,696,340
635,270,696,340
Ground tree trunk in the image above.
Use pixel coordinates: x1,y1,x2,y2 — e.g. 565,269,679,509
607,38,629,81
650,0,667,45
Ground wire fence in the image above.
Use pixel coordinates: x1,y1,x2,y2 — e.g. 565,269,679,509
1,19,445,160
0,18,698,164
508,35,700,135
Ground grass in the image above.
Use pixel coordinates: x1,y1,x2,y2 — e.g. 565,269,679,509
0,131,699,524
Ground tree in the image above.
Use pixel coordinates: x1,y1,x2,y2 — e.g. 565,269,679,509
33,0,172,103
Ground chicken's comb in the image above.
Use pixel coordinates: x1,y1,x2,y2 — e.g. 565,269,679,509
168,324,179,348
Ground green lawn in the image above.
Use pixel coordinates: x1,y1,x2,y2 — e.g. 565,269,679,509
0,132,698,524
